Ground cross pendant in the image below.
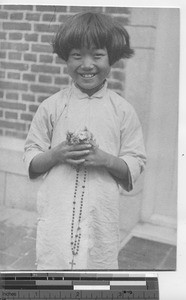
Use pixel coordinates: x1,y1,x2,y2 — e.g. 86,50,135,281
69,256,76,270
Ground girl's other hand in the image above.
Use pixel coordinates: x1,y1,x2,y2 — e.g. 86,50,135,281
83,146,108,168
53,141,92,166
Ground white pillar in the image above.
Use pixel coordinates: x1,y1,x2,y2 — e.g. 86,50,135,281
141,8,179,224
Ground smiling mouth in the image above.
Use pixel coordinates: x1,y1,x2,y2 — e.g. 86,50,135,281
80,74,96,78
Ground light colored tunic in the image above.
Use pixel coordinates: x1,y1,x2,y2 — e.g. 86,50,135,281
24,82,146,270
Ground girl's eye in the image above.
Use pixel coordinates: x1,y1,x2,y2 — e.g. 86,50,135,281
71,53,81,59
94,53,104,59
94,52,106,59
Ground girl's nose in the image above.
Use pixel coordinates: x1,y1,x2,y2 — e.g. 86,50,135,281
81,57,94,70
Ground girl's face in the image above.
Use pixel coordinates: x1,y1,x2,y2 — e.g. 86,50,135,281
67,47,111,96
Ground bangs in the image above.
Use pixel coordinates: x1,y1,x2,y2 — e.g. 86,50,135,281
53,13,111,60
53,12,134,64
66,21,109,50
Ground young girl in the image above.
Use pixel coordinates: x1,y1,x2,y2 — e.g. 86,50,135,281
24,12,146,270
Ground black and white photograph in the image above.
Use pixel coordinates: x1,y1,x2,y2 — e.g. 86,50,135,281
0,1,180,277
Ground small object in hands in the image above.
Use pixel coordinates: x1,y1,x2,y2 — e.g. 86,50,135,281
66,127,97,147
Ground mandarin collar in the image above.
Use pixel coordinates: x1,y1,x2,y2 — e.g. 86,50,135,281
71,80,108,100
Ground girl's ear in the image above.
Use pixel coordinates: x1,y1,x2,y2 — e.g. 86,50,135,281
106,67,111,78
65,63,70,75
106,71,111,78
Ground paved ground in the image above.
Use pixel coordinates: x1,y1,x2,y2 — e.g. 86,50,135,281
118,236,176,270
0,206,176,271
0,206,37,271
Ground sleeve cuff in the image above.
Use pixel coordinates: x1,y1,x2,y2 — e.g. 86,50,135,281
23,149,44,180
122,155,142,191
110,156,141,192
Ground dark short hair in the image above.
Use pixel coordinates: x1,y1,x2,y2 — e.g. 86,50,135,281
52,12,134,65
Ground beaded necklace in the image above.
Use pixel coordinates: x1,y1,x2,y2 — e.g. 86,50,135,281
69,165,87,269
63,90,87,270
65,82,105,269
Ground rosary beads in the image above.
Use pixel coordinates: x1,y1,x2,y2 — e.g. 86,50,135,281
70,166,87,257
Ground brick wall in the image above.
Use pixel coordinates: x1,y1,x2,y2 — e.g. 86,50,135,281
0,5,131,139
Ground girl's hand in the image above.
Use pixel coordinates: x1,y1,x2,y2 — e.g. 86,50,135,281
83,145,130,188
83,145,109,168
53,141,92,166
